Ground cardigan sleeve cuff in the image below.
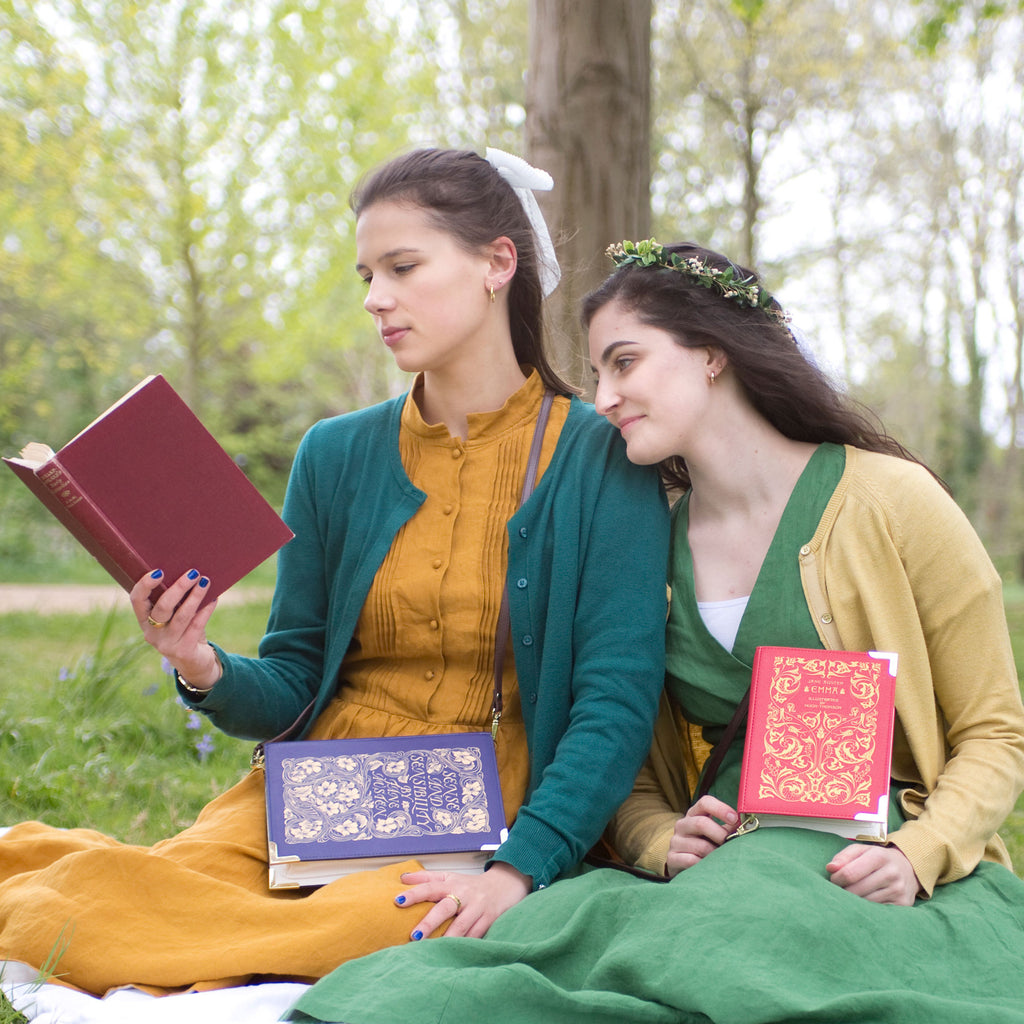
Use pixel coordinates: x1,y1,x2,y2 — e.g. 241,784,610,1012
887,821,956,897
489,814,579,890
630,815,678,876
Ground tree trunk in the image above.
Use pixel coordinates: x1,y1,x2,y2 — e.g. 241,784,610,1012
526,0,651,391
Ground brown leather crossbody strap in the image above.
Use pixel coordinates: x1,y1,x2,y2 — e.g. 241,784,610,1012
254,390,556,766
693,688,751,803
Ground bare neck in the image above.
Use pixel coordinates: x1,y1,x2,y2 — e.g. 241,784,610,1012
418,353,528,440
685,409,818,602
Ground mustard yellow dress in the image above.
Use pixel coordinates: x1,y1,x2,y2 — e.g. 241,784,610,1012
0,380,569,995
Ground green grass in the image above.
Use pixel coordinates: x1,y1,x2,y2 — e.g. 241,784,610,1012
0,993,26,1024
0,599,270,844
0,593,272,1019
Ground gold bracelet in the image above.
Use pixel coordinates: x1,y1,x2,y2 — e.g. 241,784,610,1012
176,672,212,697
176,647,222,697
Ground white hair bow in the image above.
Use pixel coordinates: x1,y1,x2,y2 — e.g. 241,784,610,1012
485,147,561,297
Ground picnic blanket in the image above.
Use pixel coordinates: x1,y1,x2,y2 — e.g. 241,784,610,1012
1,960,308,1024
0,827,308,1024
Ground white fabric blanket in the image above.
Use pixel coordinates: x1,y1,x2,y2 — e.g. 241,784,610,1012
0,961,310,1024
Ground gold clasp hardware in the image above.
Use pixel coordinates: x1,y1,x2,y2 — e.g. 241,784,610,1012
491,711,501,740
726,815,759,840
250,744,266,770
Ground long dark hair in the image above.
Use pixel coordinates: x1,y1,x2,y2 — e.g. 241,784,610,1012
582,242,936,492
351,148,571,396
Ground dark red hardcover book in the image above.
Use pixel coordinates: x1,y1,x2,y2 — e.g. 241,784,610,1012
737,647,898,841
4,375,293,602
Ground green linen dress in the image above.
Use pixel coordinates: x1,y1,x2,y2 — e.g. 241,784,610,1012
287,444,1024,1024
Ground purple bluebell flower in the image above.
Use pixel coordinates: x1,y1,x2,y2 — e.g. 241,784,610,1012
196,734,215,762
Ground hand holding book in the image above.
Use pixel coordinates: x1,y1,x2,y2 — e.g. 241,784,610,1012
131,566,223,693
665,796,740,877
5,374,294,696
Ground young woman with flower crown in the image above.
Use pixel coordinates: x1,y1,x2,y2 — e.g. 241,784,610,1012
286,240,1024,1024
0,151,669,996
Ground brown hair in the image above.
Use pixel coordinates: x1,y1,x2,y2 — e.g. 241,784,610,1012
582,242,937,491
351,148,571,396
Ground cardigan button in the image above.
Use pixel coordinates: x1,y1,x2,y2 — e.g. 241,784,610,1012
519,527,528,538
528,693,538,704
800,544,811,556
820,613,833,624
521,635,533,646
516,578,528,589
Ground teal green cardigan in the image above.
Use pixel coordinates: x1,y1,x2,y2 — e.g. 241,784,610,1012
183,394,669,888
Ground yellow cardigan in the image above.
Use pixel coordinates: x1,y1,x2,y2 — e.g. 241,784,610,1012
609,445,1024,895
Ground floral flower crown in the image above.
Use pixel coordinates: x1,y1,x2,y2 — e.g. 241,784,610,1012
605,239,789,325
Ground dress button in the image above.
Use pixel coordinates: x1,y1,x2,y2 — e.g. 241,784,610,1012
425,670,435,680
430,619,439,630
451,448,463,459
516,578,528,589
432,558,442,569
444,504,454,515
522,635,533,646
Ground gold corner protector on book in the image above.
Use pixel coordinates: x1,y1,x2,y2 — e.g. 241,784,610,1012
853,828,889,844
868,649,899,676
267,841,304,890
479,827,512,851
268,868,302,891
267,840,302,864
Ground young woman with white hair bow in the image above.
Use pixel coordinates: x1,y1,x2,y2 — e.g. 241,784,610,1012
0,148,669,995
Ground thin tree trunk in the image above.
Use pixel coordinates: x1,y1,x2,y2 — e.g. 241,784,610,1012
526,0,652,391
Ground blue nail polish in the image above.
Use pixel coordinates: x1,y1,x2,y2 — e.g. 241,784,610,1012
411,930,423,941
151,569,163,580
187,569,199,581
199,577,209,588
394,895,406,905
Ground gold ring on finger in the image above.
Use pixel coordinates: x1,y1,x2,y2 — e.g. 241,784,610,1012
445,893,462,913
147,615,168,628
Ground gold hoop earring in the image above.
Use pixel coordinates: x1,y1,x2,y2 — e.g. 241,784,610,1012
489,285,496,303
709,371,716,384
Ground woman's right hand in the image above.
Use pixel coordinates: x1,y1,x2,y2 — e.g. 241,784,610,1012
130,569,222,691
665,795,740,878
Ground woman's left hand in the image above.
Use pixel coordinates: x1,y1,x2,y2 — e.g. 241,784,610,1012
394,861,532,940
826,843,921,905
